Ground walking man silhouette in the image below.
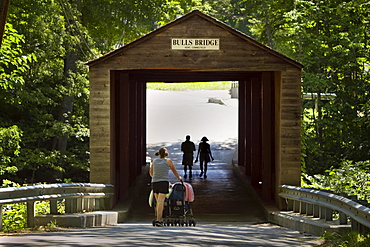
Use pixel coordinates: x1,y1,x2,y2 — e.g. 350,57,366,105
181,135,196,179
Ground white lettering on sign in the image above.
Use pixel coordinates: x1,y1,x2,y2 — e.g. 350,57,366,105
171,38,220,50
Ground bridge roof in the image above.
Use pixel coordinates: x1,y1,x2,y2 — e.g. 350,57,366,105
86,10,303,69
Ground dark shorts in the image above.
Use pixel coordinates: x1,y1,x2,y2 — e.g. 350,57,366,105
152,181,169,194
182,153,194,166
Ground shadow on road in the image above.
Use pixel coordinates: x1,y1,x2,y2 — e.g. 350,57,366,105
127,140,267,224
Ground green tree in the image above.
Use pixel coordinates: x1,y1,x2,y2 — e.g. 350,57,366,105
0,22,31,177
3,0,91,183
214,0,370,175
280,0,370,174
80,0,204,52
1,0,201,184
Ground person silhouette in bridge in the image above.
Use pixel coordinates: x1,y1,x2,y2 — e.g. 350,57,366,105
195,136,214,178
149,147,182,227
181,135,196,179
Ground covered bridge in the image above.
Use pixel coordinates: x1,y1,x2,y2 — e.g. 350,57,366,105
86,10,303,209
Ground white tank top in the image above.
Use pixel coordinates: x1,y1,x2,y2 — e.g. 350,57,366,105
152,158,169,182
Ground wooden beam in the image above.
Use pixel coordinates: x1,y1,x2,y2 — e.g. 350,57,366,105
245,79,253,176
250,76,262,187
118,72,131,200
261,72,274,200
238,80,247,170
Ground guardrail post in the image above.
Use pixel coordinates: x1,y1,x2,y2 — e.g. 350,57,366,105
86,198,91,211
76,198,82,213
0,205,3,231
325,208,333,221
313,205,319,218
98,198,106,210
300,202,307,214
105,196,113,210
293,200,299,213
90,198,96,211
319,207,326,219
27,201,35,228
351,219,359,232
339,212,347,225
84,198,91,212
65,198,78,213
50,199,58,214
287,199,293,211
72,198,78,213
306,203,313,216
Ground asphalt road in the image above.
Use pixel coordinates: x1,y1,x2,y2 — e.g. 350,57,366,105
0,90,325,246
0,223,324,246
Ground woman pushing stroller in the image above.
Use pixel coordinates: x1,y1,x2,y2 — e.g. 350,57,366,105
149,147,182,227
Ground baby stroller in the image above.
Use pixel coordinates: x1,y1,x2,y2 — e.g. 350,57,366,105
151,181,196,227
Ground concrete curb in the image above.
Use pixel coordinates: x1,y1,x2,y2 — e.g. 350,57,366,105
35,211,118,228
268,211,351,236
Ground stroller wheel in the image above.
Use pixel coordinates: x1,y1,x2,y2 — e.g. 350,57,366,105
191,219,196,227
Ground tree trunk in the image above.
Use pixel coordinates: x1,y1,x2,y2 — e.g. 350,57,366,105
262,0,273,48
0,0,10,47
52,0,80,152
53,51,78,152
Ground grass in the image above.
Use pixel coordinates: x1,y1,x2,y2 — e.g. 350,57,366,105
146,81,232,91
321,231,370,247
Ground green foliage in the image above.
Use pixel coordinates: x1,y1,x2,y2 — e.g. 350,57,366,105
0,0,92,184
81,0,203,52
285,0,370,174
0,200,65,233
322,231,370,247
0,125,22,175
302,160,370,201
44,220,58,231
1,203,27,232
0,22,36,90
1,180,65,233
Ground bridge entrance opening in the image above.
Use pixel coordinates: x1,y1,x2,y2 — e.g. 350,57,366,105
87,10,302,210
110,70,277,206
146,81,238,147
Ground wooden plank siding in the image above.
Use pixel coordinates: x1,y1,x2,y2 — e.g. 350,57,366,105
89,66,112,184
87,10,303,208
279,69,302,188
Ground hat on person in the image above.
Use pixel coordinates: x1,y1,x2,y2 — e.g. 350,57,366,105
201,136,209,142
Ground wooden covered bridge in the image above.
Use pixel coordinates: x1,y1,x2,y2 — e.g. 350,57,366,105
86,10,303,209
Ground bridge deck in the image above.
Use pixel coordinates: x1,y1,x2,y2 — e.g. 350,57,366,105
126,144,267,224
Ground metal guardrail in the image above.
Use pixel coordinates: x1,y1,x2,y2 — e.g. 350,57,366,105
0,183,114,230
279,185,370,232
